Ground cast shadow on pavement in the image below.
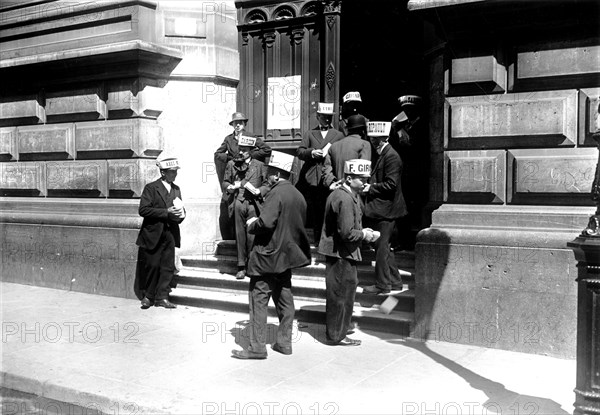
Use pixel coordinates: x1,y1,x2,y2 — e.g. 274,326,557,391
229,320,283,350
390,338,569,415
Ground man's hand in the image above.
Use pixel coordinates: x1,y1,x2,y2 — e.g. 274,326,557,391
311,149,324,159
362,228,375,242
361,183,371,193
246,217,259,227
168,206,184,219
329,180,342,191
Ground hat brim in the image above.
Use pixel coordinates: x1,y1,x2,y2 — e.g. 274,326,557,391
317,111,335,115
229,119,248,126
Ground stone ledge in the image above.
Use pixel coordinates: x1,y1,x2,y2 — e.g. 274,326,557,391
0,211,141,229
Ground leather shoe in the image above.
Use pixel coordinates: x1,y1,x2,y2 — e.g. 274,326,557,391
140,297,154,309
231,349,267,360
362,285,390,295
336,337,362,346
154,299,177,309
271,343,292,355
235,269,246,280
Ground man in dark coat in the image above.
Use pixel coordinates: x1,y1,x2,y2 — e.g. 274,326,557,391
296,102,345,242
319,159,376,346
214,112,271,239
222,136,269,280
362,122,408,295
232,151,311,359
134,155,185,309
322,114,371,190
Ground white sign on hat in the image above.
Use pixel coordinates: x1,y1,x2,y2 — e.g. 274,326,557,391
343,91,362,103
317,102,334,115
344,159,371,176
238,135,257,147
156,155,180,170
367,121,391,137
268,151,295,173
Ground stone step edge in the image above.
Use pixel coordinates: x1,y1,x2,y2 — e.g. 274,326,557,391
170,287,414,323
180,256,415,279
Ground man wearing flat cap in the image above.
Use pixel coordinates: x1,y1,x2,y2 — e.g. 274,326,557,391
296,103,345,242
215,112,271,239
134,154,186,309
232,151,311,360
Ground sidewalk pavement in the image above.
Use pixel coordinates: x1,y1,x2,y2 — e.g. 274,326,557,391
1,282,575,415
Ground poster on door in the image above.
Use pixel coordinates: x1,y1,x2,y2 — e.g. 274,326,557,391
267,75,301,130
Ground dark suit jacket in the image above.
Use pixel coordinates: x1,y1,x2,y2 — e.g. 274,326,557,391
318,185,364,261
364,144,407,220
136,179,184,250
223,158,269,202
247,180,311,276
214,132,271,183
296,127,345,187
322,134,371,187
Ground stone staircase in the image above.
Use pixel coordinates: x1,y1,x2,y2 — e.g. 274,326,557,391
170,240,415,336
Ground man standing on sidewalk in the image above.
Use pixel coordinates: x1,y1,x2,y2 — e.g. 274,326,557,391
232,151,311,359
319,159,376,346
134,155,185,309
222,135,269,280
362,122,407,295
296,102,344,243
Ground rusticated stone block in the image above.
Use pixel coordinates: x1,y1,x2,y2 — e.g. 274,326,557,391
448,55,506,95
0,127,18,161
508,148,596,204
0,99,45,126
75,119,163,159
107,82,165,119
0,162,46,196
579,88,600,146
107,159,159,197
445,90,577,149
18,124,75,160
517,45,600,79
46,88,107,122
46,160,108,197
445,150,505,203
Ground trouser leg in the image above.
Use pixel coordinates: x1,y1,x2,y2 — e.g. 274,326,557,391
271,269,295,348
248,276,270,353
325,257,358,343
372,219,396,291
155,230,175,300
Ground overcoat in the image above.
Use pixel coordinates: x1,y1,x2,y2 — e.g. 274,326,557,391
247,180,311,276
318,185,364,262
135,179,184,250
296,127,345,187
364,144,407,220
322,134,371,187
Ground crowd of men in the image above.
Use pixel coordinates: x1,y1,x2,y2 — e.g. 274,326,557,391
133,91,420,359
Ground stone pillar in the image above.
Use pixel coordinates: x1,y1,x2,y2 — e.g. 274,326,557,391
568,106,600,415
321,0,341,123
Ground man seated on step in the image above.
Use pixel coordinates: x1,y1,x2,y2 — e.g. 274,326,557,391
222,136,269,280
318,159,378,346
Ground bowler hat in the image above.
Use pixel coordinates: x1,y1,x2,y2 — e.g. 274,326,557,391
229,112,248,126
346,114,367,131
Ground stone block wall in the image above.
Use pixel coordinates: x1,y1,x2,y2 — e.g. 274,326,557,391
0,1,239,298
414,1,599,357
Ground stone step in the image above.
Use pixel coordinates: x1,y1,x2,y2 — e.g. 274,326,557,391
214,240,416,269
169,286,413,336
174,266,415,312
180,255,415,285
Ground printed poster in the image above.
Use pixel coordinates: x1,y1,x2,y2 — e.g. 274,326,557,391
267,75,301,130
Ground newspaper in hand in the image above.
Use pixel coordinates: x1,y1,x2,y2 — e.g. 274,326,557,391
173,197,184,210
322,143,332,156
244,182,261,196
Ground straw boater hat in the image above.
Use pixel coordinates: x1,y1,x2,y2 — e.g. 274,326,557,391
316,102,335,115
367,122,392,137
268,151,295,173
344,159,371,177
229,112,248,126
156,154,180,170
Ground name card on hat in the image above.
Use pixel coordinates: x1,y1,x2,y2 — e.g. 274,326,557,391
268,151,295,173
317,102,334,114
367,121,391,137
343,91,362,103
398,95,422,106
238,135,256,147
156,157,180,170
344,159,371,176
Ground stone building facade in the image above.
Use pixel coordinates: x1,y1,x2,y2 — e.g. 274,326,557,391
0,1,238,298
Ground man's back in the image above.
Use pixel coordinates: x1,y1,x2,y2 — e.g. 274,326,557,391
323,134,371,186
